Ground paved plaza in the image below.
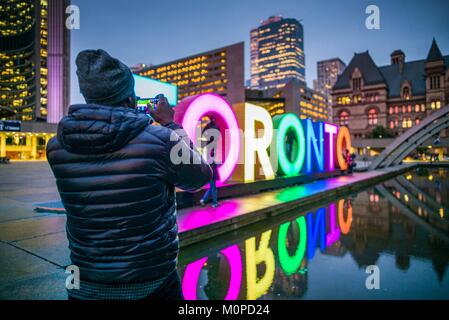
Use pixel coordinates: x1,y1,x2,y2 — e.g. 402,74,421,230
0,161,417,299
0,162,67,299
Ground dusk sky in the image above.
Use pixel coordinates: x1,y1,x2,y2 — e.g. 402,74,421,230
70,0,449,104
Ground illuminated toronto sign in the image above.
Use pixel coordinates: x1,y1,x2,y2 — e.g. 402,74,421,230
174,93,352,183
180,198,353,300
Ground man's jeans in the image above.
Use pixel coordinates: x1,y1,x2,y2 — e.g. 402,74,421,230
201,180,218,206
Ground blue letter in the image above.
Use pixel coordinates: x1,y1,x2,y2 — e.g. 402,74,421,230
303,119,324,173
306,208,326,260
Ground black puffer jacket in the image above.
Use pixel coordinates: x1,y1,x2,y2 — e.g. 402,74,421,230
46,104,212,284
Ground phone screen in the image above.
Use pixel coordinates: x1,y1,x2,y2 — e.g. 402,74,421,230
136,98,158,117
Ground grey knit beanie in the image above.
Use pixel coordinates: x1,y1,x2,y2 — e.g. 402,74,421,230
76,49,135,106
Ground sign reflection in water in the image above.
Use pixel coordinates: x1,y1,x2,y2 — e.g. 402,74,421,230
180,198,353,300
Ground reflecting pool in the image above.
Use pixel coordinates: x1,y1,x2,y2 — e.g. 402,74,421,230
178,167,449,300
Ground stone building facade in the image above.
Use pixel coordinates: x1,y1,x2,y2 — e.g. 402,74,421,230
332,39,448,138
331,39,449,156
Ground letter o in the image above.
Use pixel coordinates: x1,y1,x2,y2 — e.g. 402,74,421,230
181,94,240,183
338,199,353,234
273,114,306,176
181,245,242,300
336,126,352,170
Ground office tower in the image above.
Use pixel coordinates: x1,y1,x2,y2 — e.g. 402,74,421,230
0,0,70,160
315,58,346,103
250,15,305,90
136,42,244,105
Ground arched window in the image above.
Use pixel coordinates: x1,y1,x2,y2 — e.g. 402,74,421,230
403,86,410,100
339,110,349,126
367,108,378,126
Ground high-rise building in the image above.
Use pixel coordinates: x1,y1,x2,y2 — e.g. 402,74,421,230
135,42,244,105
315,58,346,102
250,15,305,90
314,58,346,122
0,0,70,160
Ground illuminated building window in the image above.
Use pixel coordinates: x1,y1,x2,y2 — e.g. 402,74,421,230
402,117,412,128
337,96,351,105
430,100,440,110
402,86,410,100
339,110,349,126
389,117,399,129
367,108,378,126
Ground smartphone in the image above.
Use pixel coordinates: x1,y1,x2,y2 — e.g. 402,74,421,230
136,97,159,117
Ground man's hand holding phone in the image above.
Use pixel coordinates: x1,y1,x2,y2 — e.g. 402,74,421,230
148,94,175,126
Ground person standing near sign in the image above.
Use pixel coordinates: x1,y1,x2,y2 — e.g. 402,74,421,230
200,116,220,208
46,49,212,300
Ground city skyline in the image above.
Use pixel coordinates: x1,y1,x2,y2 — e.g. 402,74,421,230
70,0,449,104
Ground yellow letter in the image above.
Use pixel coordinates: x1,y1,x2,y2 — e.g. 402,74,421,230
244,103,275,182
245,230,275,300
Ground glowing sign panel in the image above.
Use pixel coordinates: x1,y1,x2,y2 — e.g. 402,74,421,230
180,94,240,183
176,94,352,184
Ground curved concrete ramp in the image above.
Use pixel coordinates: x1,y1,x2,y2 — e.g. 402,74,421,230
369,105,449,170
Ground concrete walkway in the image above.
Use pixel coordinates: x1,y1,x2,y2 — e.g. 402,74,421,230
0,162,416,299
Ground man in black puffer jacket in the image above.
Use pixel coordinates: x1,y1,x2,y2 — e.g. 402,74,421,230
46,49,212,300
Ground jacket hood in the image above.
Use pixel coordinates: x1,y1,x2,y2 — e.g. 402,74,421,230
57,104,149,154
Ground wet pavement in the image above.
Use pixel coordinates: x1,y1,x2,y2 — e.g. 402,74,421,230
0,162,448,299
